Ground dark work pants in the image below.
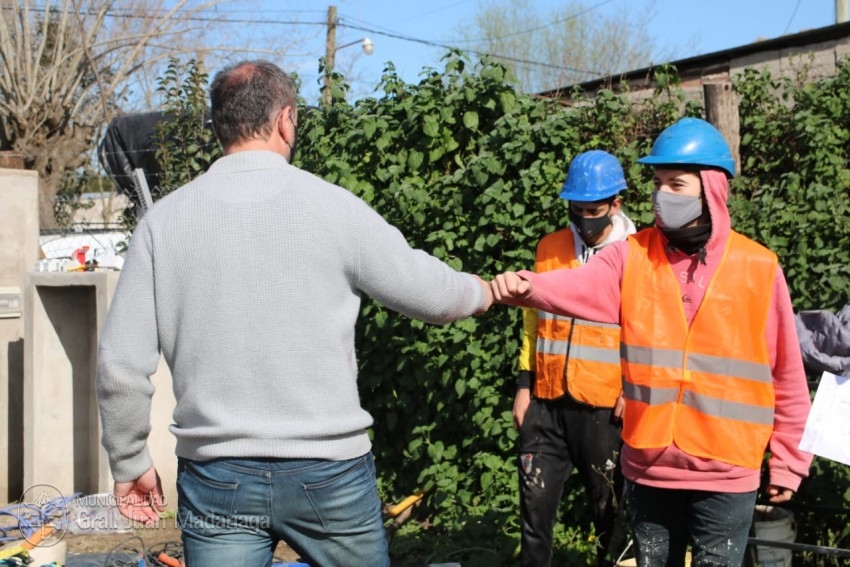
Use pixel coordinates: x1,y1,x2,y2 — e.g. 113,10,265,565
627,482,757,567
518,395,627,567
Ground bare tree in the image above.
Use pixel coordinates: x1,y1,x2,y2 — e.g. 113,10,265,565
456,0,680,94
0,0,231,226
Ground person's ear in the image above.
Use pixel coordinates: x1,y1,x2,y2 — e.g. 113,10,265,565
277,108,289,137
276,107,294,143
610,197,622,215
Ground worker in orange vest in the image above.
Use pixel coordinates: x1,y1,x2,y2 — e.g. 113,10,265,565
514,150,635,567
491,118,813,567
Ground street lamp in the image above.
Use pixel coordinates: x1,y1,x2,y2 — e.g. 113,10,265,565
323,37,374,105
322,6,375,104
336,37,374,56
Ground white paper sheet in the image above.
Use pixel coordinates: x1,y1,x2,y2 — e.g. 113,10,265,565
799,371,850,466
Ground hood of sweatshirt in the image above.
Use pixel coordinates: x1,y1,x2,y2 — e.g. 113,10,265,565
699,168,732,252
656,169,731,263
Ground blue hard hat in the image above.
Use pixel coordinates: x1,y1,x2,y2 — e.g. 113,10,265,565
559,150,627,201
638,117,735,177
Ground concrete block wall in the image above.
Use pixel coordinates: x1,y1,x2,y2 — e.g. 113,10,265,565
24,273,113,496
1,167,177,508
836,40,850,62
0,168,39,502
22,272,178,508
731,37,849,82
607,34,850,114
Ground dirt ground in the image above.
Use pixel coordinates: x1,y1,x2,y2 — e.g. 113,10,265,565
62,517,302,564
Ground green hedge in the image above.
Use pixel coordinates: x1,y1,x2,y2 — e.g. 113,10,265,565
156,53,850,565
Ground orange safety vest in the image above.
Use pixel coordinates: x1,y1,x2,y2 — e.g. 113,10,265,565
534,228,622,406
620,229,777,469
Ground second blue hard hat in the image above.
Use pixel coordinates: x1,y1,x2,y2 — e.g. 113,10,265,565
638,117,735,177
559,150,627,201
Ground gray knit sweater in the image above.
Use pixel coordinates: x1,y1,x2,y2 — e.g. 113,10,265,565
96,150,487,482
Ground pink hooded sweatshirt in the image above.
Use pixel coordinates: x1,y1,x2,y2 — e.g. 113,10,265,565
513,169,813,493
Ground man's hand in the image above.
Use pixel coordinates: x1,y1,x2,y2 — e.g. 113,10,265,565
613,390,625,422
490,272,531,304
513,388,532,429
114,466,165,526
767,485,794,503
474,275,494,315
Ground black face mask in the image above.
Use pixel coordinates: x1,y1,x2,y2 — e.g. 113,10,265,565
288,136,298,163
287,116,298,163
661,223,711,256
569,209,612,243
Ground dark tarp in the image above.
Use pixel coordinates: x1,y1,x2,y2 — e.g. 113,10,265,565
98,111,167,209
97,111,214,210
795,304,850,378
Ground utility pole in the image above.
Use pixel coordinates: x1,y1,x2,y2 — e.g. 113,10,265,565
322,5,337,105
838,0,849,24
704,82,740,181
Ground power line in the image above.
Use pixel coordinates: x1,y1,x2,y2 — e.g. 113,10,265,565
454,0,619,44
20,6,327,27
783,0,803,34
20,4,603,77
341,0,617,47
338,21,604,77
375,0,474,26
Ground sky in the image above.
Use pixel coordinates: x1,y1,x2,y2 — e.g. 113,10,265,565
212,0,837,103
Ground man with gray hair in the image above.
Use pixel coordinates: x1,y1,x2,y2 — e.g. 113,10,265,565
97,60,492,566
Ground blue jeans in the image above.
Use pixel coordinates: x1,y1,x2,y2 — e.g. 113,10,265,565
627,481,756,567
176,453,389,567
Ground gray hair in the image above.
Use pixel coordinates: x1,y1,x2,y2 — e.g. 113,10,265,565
209,60,297,148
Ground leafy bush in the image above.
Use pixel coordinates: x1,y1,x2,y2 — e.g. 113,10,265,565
730,59,850,565
731,60,850,312
151,51,850,565
153,58,221,200
298,53,694,563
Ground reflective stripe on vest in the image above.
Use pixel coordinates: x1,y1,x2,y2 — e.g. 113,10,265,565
538,313,621,364
534,228,622,406
620,229,777,469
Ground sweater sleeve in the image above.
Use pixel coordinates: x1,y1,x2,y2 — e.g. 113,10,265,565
350,199,487,325
515,241,627,326
766,266,814,491
96,220,161,482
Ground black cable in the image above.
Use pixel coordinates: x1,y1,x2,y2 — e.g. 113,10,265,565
783,0,803,34
337,21,603,77
103,535,146,567
23,4,601,76
455,0,619,43
748,537,850,558
145,540,184,566
756,499,850,518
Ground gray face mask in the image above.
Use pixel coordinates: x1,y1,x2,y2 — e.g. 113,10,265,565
652,191,703,229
